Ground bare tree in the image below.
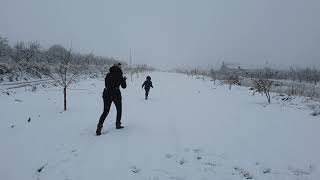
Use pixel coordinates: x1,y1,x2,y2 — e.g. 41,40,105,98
302,67,313,84
225,73,240,90
97,64,110,78
49,47,84,111
130,64,153,79
209,68,217,85
289,67,297,82
45,44,67,64
296,69,303,83
23,41,40,62
9,41,40,63
289,67,297,95
10,41,25,63
310,68,320,85
252,67,273,103
200,70,207,80
0,36,10,59
190,68,198,77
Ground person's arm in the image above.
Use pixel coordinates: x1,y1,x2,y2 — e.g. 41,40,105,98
105,74,110,88
142,81,145,88
120,76,127,89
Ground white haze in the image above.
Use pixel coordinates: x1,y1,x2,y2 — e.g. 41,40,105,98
1,0,320,69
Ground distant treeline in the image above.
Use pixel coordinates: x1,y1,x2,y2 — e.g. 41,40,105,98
175,63,320,86
0,35,123,66
174,62,320,98
0,35,155,82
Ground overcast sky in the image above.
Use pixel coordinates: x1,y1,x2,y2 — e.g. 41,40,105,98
1,0,320,69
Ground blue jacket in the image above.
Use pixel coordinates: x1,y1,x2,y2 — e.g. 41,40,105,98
142,80,153,90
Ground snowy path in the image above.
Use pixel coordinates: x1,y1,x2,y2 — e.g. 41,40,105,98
1,72,319,180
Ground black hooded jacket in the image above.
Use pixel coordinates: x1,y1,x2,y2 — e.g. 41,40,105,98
104,66,126,97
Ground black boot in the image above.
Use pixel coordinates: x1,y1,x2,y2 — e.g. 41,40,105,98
96,125,102,136
116,125,124,129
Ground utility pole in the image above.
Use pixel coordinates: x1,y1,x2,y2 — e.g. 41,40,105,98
130,48,133,82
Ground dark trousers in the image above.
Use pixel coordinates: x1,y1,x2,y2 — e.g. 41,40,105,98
145,89,150,99
97,94,122,132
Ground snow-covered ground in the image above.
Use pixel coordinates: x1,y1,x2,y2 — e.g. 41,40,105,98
1,72,319,180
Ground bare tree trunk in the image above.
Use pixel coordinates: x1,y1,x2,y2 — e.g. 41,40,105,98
291,80,294,95
265,91,271,104
64,87,67,111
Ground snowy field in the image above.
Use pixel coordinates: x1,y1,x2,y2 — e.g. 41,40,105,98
1,72,319,180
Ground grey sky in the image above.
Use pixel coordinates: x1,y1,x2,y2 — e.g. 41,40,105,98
1,0,320,69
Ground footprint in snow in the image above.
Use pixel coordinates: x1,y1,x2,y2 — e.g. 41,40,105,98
36,163,48,174
165,153,175,159
196,155,202,160
234,167,254,179
176,158,186,165
130,166,141,174
71,149,79,157
288,165,313,176
193,148,202,154
201,162,217,173
202,167,216,173
71,149,77,153
204,162,216,167
146,176,160,180
262,168,271,174
169,176,186,180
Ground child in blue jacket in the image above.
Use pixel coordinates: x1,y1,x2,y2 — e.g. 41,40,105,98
142,76,153,99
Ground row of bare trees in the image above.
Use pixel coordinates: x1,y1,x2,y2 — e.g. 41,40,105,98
176,63,320,104
0,36,122,67
180,68,241,90
243,66,320,86
129,64,155,80
1,35,157,110
288,67,320,85
0,35,125,111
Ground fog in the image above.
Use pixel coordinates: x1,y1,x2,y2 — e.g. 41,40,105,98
1,0,320,69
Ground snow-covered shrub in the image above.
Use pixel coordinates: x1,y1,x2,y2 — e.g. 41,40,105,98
252,78,273,104
0,63,13,75
252,67,273,103
273,83,320,98
31,85,37,92
309,104,320,116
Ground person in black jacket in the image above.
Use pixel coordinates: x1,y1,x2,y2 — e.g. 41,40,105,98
96,64,127,136
142,76,153,100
